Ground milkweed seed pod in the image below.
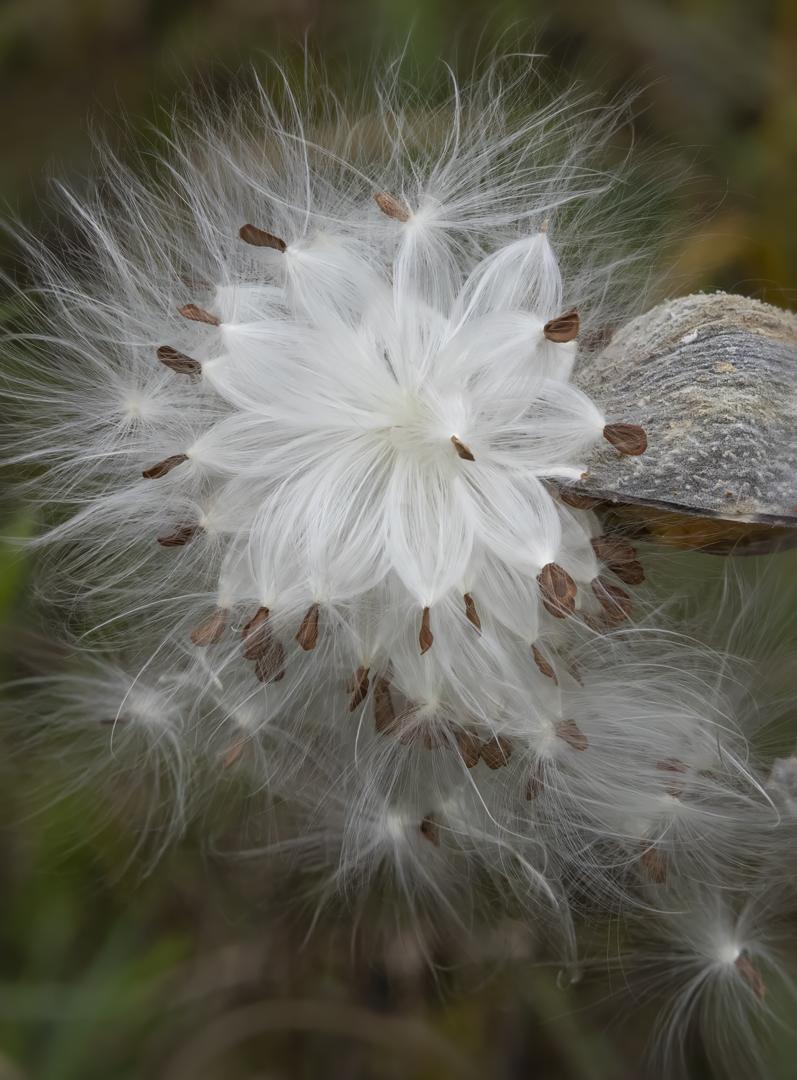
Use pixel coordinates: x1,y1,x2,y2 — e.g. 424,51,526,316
571,292,797,553
1,58,793,1077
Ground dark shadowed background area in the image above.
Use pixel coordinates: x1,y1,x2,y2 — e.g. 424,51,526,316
0,2,795,1078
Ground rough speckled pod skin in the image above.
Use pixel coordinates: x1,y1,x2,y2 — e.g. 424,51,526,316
571,293,797,552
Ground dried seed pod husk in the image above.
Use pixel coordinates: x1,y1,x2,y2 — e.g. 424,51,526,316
374,191,410,222
239,224,287,251
479,734,513,769
572,293,797,553
178,303,220,326
142,453,188,480
190,608,227,646
537,562,577,618
348,666,370,711
543,308,579,343
296,604,320,650
463,593,481,631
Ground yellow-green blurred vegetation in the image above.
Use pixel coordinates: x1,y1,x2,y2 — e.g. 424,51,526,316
0,2,795,1078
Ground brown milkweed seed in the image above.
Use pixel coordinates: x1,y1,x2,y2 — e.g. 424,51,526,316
480,734,513,770
178,303,220,326
156,346,201,376
157,524,200,548
295,604,320,651
735,952,766,1000
543,308,579,343
557,488,602,510
221,739,246,769
455,729,481,769
609,559,645,586
640,845,668,884
463,593,481,631
241,606,271,660
190,609,227,647
420,817,440,846
142,453,188,480
348,666,370,711
532,644,557,683
537,562,578,618
603,422,647,456
592,578,633,623
419,607,434,654
239,223,287,251
555,719,588,751
450,435,475,461
374,677,395,734
373,191,411,222
254,641,286,684
525,770,544,800
590,535,637,565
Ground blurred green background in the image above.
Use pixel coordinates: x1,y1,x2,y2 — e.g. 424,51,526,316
0,2,795,1078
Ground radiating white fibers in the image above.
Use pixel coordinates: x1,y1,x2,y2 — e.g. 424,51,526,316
1,56,793,1076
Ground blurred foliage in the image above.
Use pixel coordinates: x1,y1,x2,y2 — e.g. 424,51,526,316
0,1,795,1077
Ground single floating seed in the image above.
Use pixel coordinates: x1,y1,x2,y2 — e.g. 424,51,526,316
156,346,202,376
543,308,580,343
178,303,220,326
735,952,766,1001
373,191,410,222
241,606,271,660
420,817,440,846
221,739,246,769
190,609,227,647
239,223,287,252
157,524,200,548
295,604,320,651
463,593,481,632
455,729,481,769
450,435,475,461
142,453,188,480
348,666,371,711
480,734,513,770
603,422,647,456
640,845,668,884
537,562,578,618
374,677,395,733
419,607,434,654
532,644,558,683
254,641,286,684
555,719,588,751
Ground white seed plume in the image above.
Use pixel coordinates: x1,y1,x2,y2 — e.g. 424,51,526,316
1,57,792,1076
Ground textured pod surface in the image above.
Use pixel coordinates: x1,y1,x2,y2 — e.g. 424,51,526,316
572,293,797,549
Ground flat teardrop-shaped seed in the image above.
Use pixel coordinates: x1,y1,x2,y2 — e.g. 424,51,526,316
537,562,578,618
241,606,271,660
463,593,481,631
455,729,481,769
374,677,395,733
532,644,558,683
555,719,588,751
348,666,371,711
609,559,645,585
640,845,668,884
543,308,580,343
239,223,287,251
178,303,220,326
373,191,410,222
142,453,188,480
656,756,688,797
419,607,434,654
591,578,633,623
190,609,227,647
295,604,320,651
590,535,637,565
603,422,647,456
221,739,246,769
450,435,475,461
525,769,545,800
735,952,766,1000
420,816,440,846
156,346,202,376
557,488,603,510
480,734,513,770
157,524,200,548
254,641,285,684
